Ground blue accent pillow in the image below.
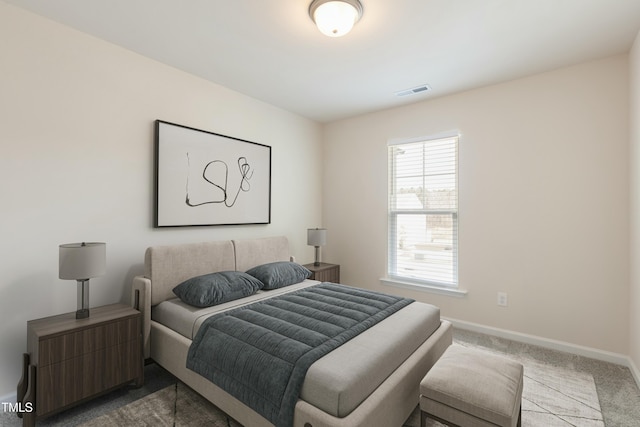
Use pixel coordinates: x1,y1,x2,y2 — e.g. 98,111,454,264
246,261,312,290
173,271,264,308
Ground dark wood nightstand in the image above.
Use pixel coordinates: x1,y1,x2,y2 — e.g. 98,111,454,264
18,304,143,426
304,262,340,283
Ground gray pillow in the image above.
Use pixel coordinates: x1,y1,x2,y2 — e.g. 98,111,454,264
173,271,264,308
246,261,312,290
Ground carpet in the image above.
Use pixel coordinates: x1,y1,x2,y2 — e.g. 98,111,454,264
79,346,604,427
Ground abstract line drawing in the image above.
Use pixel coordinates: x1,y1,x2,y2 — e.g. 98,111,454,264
155,120,271,227
185,154,254,208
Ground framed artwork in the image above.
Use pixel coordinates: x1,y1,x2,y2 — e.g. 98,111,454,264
154,120,271,227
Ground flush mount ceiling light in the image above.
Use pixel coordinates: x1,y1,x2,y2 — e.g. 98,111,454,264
309,0,363,37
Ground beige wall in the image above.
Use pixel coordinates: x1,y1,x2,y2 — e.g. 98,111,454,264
323,55,630,355
1,0,638,400
630,30,640,377
0,3,322,398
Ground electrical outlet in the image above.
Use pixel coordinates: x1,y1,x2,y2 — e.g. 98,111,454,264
497,292,508,307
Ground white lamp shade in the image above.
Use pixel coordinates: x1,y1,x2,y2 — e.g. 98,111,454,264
59,242,106,280
307,228,327,247
311,0,362,37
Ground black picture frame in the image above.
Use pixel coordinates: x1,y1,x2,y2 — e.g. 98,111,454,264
154,120,271,227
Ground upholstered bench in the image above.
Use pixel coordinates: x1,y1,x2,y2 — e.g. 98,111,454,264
420,344,524,427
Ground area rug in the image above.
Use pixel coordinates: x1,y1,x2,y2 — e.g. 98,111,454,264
449,342,605,427
519,357,604,426
79,347,604,427
78,382,241,427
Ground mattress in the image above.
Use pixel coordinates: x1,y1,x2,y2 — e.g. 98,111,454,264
152,281,442,418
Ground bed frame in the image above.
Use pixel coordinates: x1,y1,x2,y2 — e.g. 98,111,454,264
131,236,452,427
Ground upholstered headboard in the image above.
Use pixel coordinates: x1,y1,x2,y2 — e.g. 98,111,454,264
233,236,290,271
133,236,293,358
144,240,236,306
141,236,291,306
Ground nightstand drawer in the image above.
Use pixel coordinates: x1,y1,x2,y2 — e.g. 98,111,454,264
303,263,340,283
22,304,144,424
37,340,141,415
38,317,140,366
313,266,340,282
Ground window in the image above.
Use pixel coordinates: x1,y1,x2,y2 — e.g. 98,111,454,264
388,133,458,288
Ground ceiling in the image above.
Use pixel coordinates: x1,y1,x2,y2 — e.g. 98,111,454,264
5,0,640,123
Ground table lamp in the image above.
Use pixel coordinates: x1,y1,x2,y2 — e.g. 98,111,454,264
307,228,327,266
59,242,106,319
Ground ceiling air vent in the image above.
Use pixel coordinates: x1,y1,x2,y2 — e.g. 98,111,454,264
395,84,432,97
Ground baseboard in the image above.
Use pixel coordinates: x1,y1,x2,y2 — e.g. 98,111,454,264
446,317,630,366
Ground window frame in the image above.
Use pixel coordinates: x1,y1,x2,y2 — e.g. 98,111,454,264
387,131,460,290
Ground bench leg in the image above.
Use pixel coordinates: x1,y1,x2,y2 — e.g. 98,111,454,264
420,410,462,427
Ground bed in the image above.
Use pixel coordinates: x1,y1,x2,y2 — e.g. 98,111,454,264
131,236,452,427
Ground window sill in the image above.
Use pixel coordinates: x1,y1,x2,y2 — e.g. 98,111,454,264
380,278,468,298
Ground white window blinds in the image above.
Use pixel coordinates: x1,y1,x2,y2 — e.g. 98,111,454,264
388,133,459,287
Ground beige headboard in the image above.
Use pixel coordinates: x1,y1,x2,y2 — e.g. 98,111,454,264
144,240,236,306
142,236,291,306
133,236,292,358
233,236,290,272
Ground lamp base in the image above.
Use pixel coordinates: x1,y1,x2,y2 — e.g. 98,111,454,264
77,279,91,319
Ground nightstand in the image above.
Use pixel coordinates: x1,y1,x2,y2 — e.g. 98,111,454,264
18,304,143,427
304,262,340,283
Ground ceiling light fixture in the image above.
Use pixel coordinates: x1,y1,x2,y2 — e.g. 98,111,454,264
309,0,363,38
